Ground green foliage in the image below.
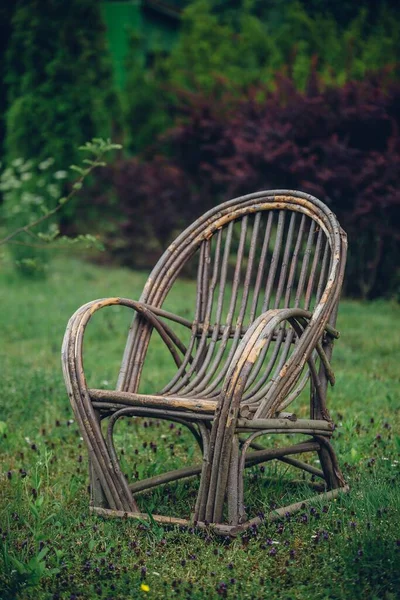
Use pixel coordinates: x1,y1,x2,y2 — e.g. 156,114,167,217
1,542,60,597
123,0,400,151
165,0,400,91
0,2,15,161
0,450,63,597
5,0,118,174
0,157,64,275
123,35,173,155
0,138,121,276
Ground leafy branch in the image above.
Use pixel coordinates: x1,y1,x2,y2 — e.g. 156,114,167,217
0,138,121,248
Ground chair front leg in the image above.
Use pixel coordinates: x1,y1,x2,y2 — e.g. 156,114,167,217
227,434,241,525
196,308,330,526
62,299,140,513
89,409,108,508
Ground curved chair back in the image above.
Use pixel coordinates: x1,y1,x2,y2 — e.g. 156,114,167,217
118,190,347,395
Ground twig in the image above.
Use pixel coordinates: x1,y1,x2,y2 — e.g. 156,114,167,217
0,165,95,247
5,240,92,250
0,139,120,248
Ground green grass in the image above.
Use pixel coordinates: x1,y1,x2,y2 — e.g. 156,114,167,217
0,256,399,600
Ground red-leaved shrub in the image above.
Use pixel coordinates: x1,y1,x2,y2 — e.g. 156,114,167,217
104,68,400,298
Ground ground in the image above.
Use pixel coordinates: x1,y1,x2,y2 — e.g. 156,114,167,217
0,256,399,599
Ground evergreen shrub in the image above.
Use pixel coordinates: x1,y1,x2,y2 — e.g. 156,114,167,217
5,0,117,192
107,68,400,299
123,0,400,151
2,0,118,269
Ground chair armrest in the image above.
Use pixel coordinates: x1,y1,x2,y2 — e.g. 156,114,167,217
61,297,190,398
219,307,337,421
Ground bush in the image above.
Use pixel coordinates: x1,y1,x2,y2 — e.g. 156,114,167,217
89,156,193,268
160,0,400,91
108,68,400,299
0,158,67,275
0,3,15,161
122,36,174,155
123,0,400,151
1,139,120,276
5,0,118,193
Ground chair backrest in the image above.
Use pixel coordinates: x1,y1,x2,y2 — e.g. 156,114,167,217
118,190,347,395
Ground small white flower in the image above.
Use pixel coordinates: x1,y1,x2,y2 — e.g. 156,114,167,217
38,157,55,170
30,195,45,206
54,170,68,180
1,167,12,179
47,183,60,199
12,158,24,167
19,160,34,173
21,172,32,181
21,191,34,204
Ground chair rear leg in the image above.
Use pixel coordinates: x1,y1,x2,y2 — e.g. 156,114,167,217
316,435,346,489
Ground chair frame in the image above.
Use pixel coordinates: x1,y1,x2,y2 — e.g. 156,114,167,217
62,190,349,536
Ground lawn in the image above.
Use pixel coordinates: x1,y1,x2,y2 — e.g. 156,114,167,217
0,256,399,600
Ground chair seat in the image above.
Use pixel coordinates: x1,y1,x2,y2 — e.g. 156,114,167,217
89,388,333,435
89,388,218,415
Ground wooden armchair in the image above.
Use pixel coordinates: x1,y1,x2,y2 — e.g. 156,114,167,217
62,190,348,535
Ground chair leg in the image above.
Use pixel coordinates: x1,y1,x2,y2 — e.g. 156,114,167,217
89,457,108,508
315,435,346,489
227,434,240,525
90,432,348,536
89,410,108,508
194,423,211,522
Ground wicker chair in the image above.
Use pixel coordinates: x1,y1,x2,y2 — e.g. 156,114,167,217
62,190,348,535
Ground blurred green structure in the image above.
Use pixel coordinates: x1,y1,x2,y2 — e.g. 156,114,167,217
101,1,189,88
